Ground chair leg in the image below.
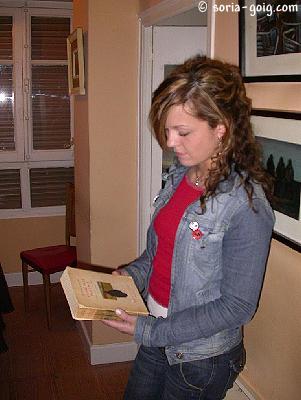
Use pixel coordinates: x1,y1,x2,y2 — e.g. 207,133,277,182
43,273,51,330
22,261,29,312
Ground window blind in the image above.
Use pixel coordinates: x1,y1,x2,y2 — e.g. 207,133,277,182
30,166,74,207
31,65,71,150
0,65,14,151
0,16,13,60
31,16,70,60
0,169,21,209
0,8,73,216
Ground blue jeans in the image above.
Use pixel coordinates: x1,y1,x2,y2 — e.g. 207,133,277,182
123,342,246,400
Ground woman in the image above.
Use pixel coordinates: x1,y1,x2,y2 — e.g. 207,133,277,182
102,55,275,400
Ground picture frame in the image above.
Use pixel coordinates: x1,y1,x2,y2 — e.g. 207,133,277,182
239,0,301,82
67,27,85,95
251,109,301,252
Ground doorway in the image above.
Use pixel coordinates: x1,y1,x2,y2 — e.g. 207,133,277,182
138,3,210,252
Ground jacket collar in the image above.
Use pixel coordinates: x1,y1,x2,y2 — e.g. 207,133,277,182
164,161,187,188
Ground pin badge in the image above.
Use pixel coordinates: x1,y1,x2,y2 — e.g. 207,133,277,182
192,229,203,240
189,221,203,240
189,221,199,231
152,194,159,205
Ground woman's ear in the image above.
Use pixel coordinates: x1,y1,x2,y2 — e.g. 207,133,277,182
216,124,226,140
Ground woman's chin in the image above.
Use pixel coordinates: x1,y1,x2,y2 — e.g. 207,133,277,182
177,158,194,167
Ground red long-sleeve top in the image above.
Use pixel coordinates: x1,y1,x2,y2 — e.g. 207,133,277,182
149,175,204,307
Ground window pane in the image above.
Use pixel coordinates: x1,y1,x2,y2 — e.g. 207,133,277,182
0,16,13,60
31,16,70,60
0,169,21,209
31,65,71,150
0,65,14,151
30,167,74,207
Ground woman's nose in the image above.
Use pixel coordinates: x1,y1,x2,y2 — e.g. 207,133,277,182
166,131,177,148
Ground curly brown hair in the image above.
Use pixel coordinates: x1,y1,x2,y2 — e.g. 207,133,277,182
149,55,273,210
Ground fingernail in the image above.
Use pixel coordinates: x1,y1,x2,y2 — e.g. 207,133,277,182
115,309,122,315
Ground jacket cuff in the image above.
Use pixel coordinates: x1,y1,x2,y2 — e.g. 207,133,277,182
134,315,156,347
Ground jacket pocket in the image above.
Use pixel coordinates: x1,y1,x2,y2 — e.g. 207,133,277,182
186,218,225,272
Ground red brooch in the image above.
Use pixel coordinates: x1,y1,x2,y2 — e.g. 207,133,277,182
189,221,203,240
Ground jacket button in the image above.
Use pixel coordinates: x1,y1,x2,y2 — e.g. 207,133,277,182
176,352,184,359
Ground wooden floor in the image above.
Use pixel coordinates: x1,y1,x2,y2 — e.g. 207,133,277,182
0,284,132,400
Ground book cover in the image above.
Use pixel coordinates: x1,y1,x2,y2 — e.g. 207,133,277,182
60,266,149,320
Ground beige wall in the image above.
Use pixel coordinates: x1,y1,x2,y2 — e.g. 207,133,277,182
73,0,139,345
213,0,239,64
243,240,301,399
213,4,301,400
74,0,139,268
246,83,301,112
0,216,65,273
73,0,91,264
83,320,133,345
139,0,163,12
88,0,139,267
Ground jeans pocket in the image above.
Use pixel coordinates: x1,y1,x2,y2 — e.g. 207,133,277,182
179,357,215,391
229,345,246,374
220,345,246,399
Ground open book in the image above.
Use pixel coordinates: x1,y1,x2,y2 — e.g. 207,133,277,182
60,266,149,320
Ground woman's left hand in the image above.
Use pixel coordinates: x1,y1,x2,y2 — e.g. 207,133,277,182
101,309,137,336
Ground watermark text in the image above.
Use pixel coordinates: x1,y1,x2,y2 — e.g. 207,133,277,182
198,1,298,17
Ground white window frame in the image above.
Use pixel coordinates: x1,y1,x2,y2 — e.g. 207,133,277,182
0,160,73,219
0,3,74,219
0,8,25,163
25,7,74,162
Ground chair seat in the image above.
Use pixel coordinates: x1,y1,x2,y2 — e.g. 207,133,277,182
20,245,77,274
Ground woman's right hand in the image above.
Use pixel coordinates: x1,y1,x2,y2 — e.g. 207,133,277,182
112,268,129,276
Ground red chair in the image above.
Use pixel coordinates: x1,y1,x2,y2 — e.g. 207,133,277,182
20,183,76,329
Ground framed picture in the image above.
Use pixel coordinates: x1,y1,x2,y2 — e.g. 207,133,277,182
67,27,85,95
239,0,301,82
251,109,301,251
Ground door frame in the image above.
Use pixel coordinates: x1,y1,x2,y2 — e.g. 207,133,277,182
137,0,216,253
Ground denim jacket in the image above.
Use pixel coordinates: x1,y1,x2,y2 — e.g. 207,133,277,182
125,164,275,365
